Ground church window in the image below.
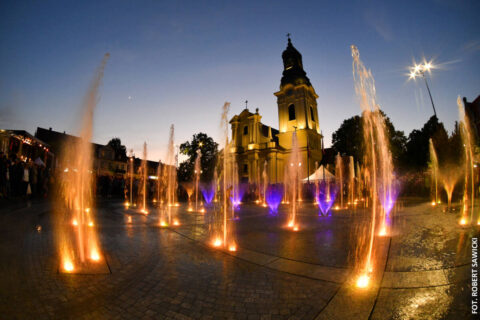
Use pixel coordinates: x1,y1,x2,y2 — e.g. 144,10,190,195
288,104,296,121
310,106,315,122
243,164,248,174
243,126,248,135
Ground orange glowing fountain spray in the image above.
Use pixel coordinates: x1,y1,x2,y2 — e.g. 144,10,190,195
194,149,202,212
128,149,134,207
160,125,178,226
212,102,237,249
57,53,109,272
262,160,268,206
429,139,439,205
439,165,461,211
458,97,476,225
140,142,148,215
285,130,301,230
335,153,344,209
351,45,394,287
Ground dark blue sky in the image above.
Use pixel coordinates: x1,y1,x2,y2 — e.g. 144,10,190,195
1,0,479,160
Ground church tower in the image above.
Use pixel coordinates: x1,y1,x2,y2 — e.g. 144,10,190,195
275,36,323,179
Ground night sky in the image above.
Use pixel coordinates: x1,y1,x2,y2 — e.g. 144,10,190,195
1,0,479,161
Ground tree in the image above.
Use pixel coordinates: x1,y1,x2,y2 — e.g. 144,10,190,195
178,133,218,183
331,115,364,163
404,116,449,169
331,111,406,168
107,138,127,161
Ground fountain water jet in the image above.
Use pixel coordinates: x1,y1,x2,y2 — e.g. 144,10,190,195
285,131,301,229
56,53,109,273
160,125,178,226
140,142,148,214
439,165,462,211
216,102,237,248
266,184,283,214
335,153,344,209
458,96,476,225
194,149,202,212
351,45,395,286
262,161,268,206
429,139,439,205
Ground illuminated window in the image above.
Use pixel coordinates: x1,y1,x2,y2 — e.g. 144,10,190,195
243,126,248,135
288,104,295,121
310,106,315,122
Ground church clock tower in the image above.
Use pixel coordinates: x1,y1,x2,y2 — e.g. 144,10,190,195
275,36,323,179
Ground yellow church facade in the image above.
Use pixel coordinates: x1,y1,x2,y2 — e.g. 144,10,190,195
230,37,323,184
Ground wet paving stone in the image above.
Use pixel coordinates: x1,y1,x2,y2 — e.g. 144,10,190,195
0,199,475,319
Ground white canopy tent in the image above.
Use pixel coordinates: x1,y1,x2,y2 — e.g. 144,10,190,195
302,165,335,182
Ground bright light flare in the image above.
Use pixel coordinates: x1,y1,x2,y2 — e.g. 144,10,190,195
88,221,94,227
63,260,74,272
228,244,237,252
72,219,78,226
173,219,180,226
160,220,167,227
431,201,436,206
212,238,222,247
90,249,100,261
460,218,467,225
356,274,370,288
200,208,205,213
140,209,149,215
293,225,299,232
379,226,387,236
187,207,193,212
127,216,132,223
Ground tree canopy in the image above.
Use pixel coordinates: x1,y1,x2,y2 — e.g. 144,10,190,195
331,111,406,168
107,137,127,161
178,133,218,183
404,116,449,169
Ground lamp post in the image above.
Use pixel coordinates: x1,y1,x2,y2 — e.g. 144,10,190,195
409,61,437,117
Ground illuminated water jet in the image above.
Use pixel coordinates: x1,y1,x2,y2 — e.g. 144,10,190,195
56,53,109,273
265,184,283,214
458,97,475,225
351,45,395,280
194,149,202,212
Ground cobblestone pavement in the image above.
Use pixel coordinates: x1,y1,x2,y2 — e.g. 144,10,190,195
0,199,476,319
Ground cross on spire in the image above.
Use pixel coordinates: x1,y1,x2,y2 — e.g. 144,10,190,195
286,33,291,42
245,100,248,109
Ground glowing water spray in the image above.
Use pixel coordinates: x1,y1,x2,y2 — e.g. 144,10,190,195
57,53,109,272
351,45,395,286
194,149,202,212
429,139,439,205
140,142,148,214
458,97,476,225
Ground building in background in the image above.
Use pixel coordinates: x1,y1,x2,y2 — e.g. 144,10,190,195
0,129,53,166
230,37,323,184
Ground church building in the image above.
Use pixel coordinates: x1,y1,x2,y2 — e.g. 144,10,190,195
230,37,323,184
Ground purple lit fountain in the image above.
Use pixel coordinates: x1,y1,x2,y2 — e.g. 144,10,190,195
265,184,283,214
201,183,215,205
316,181,336,216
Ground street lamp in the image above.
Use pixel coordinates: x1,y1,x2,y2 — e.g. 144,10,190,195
408,61,437,117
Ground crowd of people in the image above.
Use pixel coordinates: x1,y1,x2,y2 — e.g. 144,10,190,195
0,152,52,200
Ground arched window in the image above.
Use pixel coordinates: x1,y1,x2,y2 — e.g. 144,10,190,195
243,126,248,135
310,106,315,122
288,104,296,121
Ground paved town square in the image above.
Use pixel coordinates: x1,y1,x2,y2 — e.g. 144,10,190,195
0,199,474,319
